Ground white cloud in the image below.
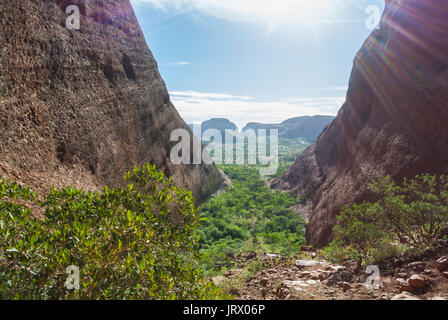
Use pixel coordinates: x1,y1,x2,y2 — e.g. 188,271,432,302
169,90,343,129
131,0,361,27
304,86,349,92
161,61,191,66
170,91,253,101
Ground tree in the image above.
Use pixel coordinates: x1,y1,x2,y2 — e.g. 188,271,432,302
331,202,387,267
0,164,226,300
325,174,448,266
371,175,448,247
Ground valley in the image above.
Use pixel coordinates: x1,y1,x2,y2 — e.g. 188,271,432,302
199,165,307,276
1,0,448,303
198,162,448,300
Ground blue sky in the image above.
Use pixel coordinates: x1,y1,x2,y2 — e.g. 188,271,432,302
130,0,385,129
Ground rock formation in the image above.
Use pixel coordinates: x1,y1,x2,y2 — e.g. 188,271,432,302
272,0,448,247
195,118,239,138
243,116,335,143
0,0,222,202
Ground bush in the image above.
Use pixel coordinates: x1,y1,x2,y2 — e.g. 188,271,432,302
325,174,448,265
322,240,355,264
331,202,388,266
0,165,226,300
371,174,448,247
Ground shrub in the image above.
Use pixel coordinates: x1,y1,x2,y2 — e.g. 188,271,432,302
331,202,388,266
0,165,226,300
322,240,356,264
326,174,448,265
371,174,448,247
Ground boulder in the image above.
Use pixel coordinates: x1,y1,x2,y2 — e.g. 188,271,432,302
391,293,421,301
294,260,322,268
406,262,426,272
423,269,433,276
310,271,320,280
318,271,331,281
436,257,448,272
340,282,352,293
330,265,346,273
408,275,426,289
396,278,414,293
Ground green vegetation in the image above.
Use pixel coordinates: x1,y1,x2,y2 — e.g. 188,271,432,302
267,138,310,179
205,135,309,177
0,134,310,298
324,174,448,266
278,137,310,163
199,165,307,274
0,165,227,300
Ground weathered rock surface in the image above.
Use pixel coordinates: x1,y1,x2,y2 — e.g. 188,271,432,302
408,275,426,289
0,0,222,201
391,292,421,301
271,0,448,247
225,252,448,300
436,257,448,272
396,278,414,293
294,260,324,268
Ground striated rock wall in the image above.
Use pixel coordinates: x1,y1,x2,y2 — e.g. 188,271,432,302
0,0,222,202
272,0,448,247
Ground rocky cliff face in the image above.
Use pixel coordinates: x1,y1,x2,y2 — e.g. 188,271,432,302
272,0,448,247
0,0,222,201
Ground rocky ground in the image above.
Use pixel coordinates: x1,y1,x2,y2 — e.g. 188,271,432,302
214,243,448,300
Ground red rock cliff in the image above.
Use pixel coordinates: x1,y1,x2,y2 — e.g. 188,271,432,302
0,0,222,201
272,0,448,247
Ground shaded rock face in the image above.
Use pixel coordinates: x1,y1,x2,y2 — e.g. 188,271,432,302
0,0,222,202
272,0,448,247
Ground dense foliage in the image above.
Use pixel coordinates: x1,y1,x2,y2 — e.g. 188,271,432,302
199,165,307,273
324,174,448,265
205,135,308,176
0,165,226,300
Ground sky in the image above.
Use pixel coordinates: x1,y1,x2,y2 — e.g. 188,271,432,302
130,0,385,129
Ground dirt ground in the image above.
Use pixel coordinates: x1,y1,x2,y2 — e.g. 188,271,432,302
214,243,448,300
